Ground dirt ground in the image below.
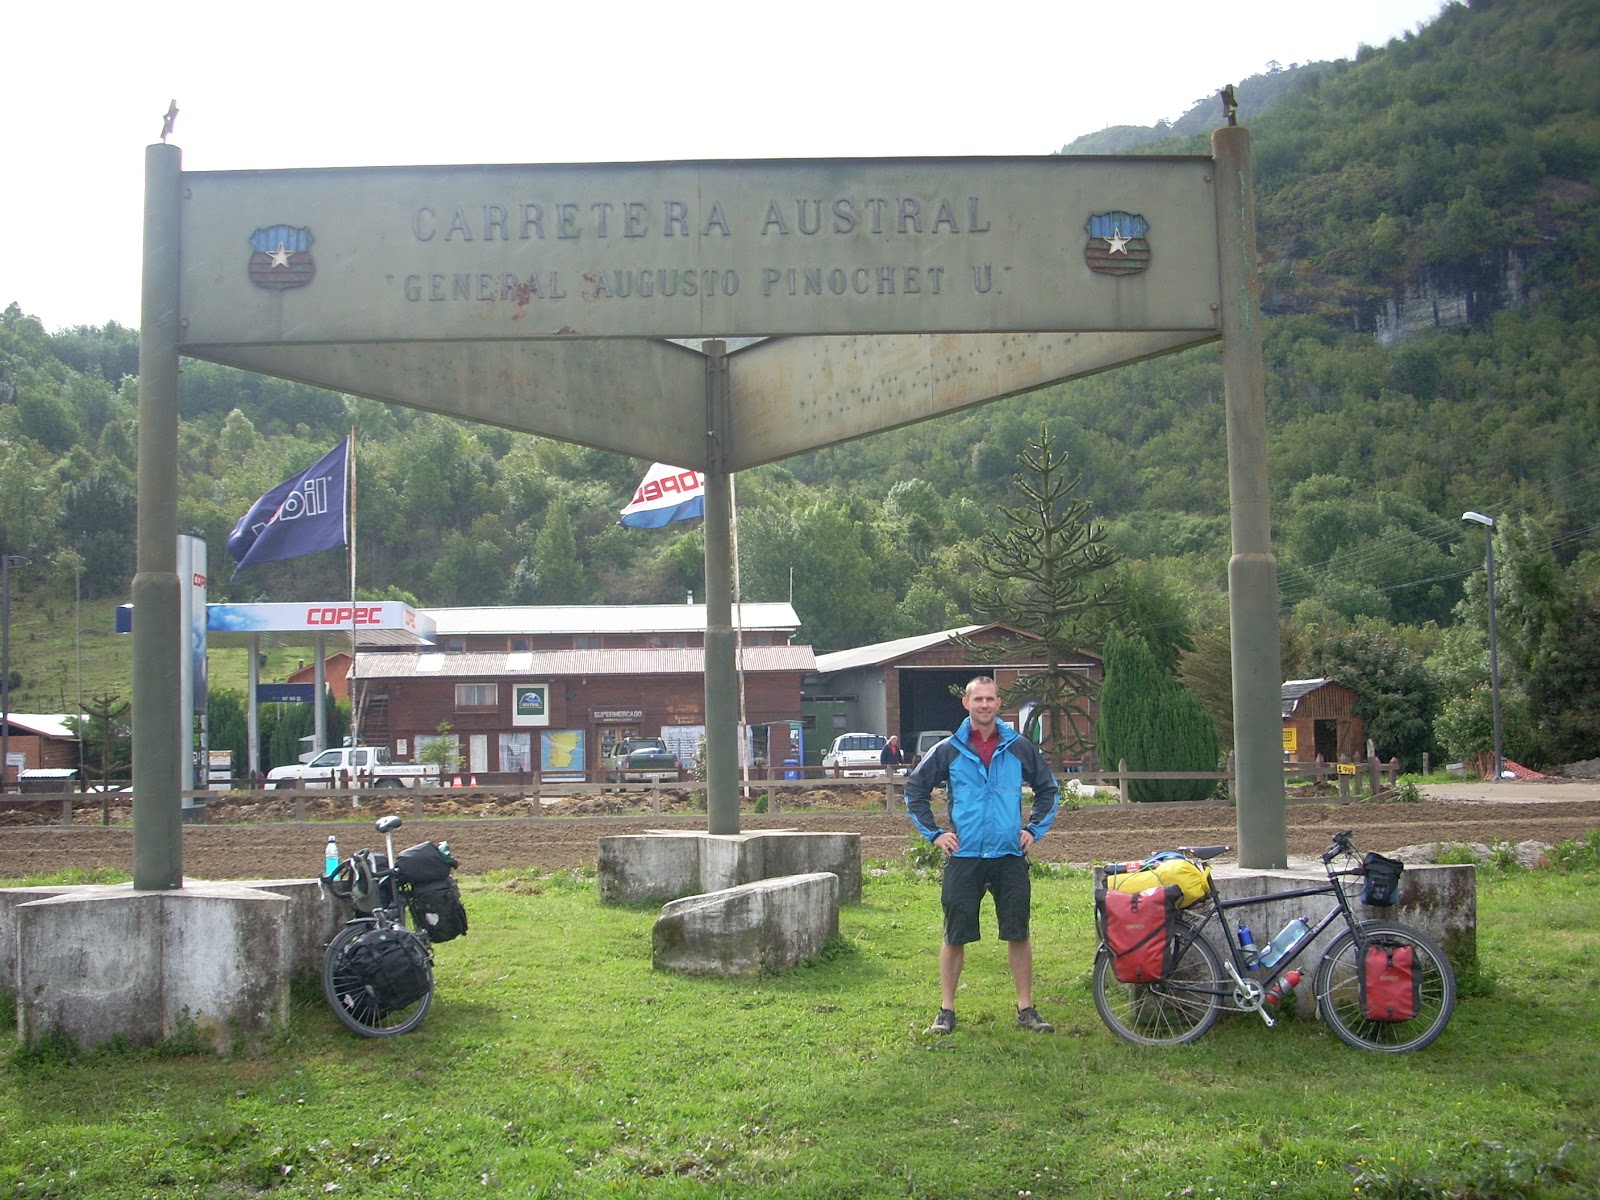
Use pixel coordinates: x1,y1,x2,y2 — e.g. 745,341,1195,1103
2,779,1598,882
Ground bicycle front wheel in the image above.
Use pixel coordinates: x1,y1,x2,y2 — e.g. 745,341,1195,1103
1092,924,1224,1046
1314,921,1456,1053
322,923,434,1037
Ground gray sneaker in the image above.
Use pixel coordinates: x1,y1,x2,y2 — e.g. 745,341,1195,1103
928,1008,956,1034
1017,1006,1054,1033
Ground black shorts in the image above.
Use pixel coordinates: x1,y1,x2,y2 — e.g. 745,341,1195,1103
941,854,1031,945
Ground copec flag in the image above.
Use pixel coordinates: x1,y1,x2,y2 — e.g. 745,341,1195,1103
619,463,706,528
227,436,350,575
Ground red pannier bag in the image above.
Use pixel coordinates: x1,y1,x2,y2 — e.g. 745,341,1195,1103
1096,883,1183,983
1361,941,1421,1021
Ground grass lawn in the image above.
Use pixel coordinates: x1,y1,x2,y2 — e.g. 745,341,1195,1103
1,849,1597,1199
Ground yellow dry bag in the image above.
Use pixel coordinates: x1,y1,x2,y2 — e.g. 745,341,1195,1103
1104,855,1212,909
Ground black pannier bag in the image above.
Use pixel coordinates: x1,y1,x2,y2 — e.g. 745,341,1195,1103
394,841,455,886
1360,852,1405,907
409,876,469,943
341,928,431,1017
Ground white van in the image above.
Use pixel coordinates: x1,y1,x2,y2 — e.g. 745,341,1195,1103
915,730,953,763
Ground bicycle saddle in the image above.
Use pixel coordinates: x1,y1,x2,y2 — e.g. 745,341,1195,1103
1177,844,1232,862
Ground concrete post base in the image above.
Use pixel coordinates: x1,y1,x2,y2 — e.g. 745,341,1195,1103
597,829,861,906
1201,859,1476,968
652,872,840,976
10,883,298,1052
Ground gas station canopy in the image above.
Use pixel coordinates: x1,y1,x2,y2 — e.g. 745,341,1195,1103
117,600,436,650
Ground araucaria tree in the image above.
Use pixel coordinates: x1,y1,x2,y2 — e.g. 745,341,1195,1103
954,423,1121,765
1098,630,1220,803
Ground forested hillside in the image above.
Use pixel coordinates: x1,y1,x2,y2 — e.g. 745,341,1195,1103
1,0,1597,773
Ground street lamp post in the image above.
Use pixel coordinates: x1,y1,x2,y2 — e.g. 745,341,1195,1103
1462,512,1503,782
1,554,28,793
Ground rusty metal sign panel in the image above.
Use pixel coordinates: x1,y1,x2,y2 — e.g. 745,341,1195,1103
178,157,1221,347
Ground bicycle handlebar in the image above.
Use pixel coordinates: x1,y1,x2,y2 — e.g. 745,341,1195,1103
1321,828,1358,864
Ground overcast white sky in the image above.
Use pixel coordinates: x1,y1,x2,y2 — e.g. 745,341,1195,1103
8,0,1446,332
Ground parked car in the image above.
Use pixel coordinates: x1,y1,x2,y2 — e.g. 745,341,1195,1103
266,745,422,788
603,736,681,783
822,732,887,777
915,730,953,764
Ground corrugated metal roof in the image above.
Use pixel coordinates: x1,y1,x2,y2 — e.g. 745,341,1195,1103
1282,677,1334,716
426,602,800,636
2,713,79,738
814,626,985,673
353,644,816,680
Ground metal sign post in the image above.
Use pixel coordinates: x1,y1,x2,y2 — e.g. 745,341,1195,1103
137,140,1283,862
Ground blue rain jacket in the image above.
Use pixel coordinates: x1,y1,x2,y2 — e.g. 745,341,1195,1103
903,717,1059,858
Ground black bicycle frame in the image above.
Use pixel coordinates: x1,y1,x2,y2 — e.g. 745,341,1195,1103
1180,864,1371,995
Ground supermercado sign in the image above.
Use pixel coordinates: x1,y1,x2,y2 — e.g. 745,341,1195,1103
178,157,1221,344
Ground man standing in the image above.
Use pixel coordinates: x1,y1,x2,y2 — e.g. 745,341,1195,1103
903,676,1060,1035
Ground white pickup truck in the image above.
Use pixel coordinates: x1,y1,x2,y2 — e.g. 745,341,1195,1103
266,745,426,789
822,732,888,777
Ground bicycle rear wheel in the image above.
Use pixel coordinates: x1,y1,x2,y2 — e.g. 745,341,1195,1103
322,922,434,1037
1092,924,1224,1046
1314,921,1455,1053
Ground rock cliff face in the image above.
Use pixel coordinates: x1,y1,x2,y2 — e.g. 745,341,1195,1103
1360,247,1541,345
1261,247,1543,344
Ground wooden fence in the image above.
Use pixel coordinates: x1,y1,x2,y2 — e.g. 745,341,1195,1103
1,752,1404,828
1065,754,1402,803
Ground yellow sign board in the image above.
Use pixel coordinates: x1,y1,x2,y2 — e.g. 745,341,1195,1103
1281,727,1298,753
1337,763,1358,776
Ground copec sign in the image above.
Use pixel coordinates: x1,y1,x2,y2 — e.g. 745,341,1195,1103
207,601,424,637
178,157,1222,345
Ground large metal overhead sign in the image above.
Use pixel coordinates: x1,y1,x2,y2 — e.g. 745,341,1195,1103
178,157,1220,346
135,132,1288,886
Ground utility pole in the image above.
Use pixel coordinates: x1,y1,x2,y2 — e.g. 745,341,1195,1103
1462,511,1503,781
1,554,29,791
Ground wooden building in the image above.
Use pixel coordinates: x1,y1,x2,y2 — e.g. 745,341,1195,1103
348,604,812,780
1280,678,1365,763
805,625,1104,768
288,652,353,703
0,714,81,785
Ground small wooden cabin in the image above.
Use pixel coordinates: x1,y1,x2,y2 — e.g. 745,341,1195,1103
1280,678,1365,763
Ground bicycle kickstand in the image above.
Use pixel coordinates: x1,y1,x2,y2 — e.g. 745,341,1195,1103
1222,959,1275,1027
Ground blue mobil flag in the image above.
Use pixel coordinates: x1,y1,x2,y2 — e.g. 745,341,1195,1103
619,463,705,528
227,436,350,575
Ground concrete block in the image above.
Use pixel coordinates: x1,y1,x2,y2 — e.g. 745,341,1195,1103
0,885,77,997
748,832,862,905
1199,860,1475,969
16,884,292,1052
652,872,839,976
598,830,861,906
232,878,351,979
599,831,704,905
4,877,345,1001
